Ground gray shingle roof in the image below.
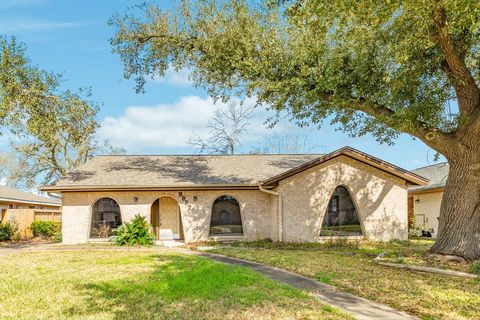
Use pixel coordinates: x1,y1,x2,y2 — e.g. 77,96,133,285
0,185,61,206
42,147,428,192
409,162,449,192
45,154,322,189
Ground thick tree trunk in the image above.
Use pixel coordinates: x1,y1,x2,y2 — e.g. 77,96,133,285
431,149,480,260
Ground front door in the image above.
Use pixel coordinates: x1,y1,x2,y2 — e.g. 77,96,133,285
151,197,182,240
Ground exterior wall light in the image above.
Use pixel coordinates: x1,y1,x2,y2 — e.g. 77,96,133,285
193,196,197,201
133,197,138,203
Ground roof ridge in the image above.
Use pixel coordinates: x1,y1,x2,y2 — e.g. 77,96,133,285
412,161,449,171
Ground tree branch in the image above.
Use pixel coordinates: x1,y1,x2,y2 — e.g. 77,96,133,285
433,7,480,116
135,33,202,52
342,95,455,153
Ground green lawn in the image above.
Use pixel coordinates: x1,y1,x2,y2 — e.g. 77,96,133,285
0,249,351,320
208,240,480,320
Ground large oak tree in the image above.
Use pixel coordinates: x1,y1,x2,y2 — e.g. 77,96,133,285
110,0,480,259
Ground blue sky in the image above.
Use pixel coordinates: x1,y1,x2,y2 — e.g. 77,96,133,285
0,0,444,170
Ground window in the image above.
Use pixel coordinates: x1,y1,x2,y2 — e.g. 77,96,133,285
209,195,243,236
321,186,362,236
90,198,122,238
29,206,36,209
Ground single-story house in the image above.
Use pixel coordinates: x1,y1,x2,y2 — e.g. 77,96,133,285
41,147,428,244
408,162,448,238
1,185,61,222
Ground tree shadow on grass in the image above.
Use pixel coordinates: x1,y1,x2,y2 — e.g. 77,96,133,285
66,254,306,320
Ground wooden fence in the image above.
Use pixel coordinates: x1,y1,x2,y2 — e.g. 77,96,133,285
2,209,62,238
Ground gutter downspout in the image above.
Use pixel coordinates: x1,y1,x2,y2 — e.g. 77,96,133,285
259,185,283,242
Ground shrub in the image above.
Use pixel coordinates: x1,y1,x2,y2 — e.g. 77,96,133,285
0,223,17,241
53,230,62,243
471,261,480,276
409,227,423,238
31,221,61,238
112,215,155,246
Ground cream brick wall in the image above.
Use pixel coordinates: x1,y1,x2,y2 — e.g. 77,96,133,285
278,155,408,242
60,155,409,244
411,191,443,238
61,190,274,244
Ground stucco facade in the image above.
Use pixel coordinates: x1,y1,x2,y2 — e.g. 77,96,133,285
60,155,411,244
408,162,448,238
410,191,443,238
279,155,408,242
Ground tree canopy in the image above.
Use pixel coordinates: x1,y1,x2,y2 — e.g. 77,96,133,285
110,0,480,156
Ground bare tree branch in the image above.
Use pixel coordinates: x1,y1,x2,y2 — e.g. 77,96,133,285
187,102,253,155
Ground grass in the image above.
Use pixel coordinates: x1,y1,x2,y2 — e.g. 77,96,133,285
0,249,351,320
208,239,480,320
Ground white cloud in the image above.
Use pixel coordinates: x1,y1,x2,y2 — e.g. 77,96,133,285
0,0,49,9
99,96,217,151
98,96,282,152
152,68,193,87
0,18,88,33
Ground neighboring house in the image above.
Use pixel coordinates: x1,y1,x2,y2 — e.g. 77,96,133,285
1,185,62,237
40,147,427,244
408,162,449,238
0,185,61,222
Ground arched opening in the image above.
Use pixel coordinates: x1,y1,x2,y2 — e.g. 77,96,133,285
90,198,122,238
151,197,183,240
320,186,362,236
210,195,243,236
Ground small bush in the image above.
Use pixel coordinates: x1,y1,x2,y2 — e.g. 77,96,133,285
112,215,155,246
31,221,61,238
409,227,423,238
0,223,17,241
471,261,480,276
53,230,62,243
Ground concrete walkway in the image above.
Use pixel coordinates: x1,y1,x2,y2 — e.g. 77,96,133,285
0,242,51,259
195,251,417,320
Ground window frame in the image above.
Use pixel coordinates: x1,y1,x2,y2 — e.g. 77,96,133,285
320,185,363,237
89,197,122,239
209,194,244,237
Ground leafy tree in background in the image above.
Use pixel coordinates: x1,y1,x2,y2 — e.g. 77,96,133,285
0,37,123,189
0,37,56,128
110,0,480,258
6,88,125,189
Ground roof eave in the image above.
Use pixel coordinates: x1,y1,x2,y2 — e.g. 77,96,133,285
0,197,61,207
408,186,445,195
40,184,262,193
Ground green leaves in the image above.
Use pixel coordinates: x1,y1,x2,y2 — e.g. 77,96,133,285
31,221,61,238
0,37,108,189
0,222,17,241
112,215,156,246
110,0,479,149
